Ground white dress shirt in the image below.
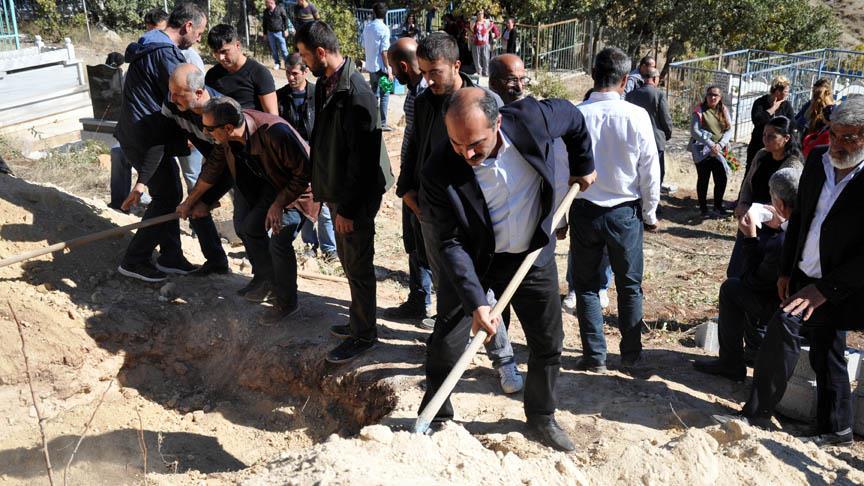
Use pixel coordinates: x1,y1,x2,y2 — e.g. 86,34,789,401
576,91,661,224
798,153,864,278
472,132,542,253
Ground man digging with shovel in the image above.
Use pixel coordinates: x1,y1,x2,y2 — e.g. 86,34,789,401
419,88,595,451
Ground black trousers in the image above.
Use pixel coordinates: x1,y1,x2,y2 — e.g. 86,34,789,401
420,255,563,421
233,190,304,305
742,276,851,434
658,150,666,184
717,277,776,366
331,199,381,341
123,146,183,266
695,156,727,212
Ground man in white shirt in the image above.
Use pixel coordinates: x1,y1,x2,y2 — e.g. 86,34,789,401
362,2,393,130
570,47,660,372
715,97,864,448
420,88,595,451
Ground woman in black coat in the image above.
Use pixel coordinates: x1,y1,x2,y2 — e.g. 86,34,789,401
745,76,795,176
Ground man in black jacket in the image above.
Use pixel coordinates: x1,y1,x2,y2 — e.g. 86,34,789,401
625,68,673,187
694,167,800,381
714,97,864,447
263,0,291,70
276,53,315,141
116,3,208,282
420,88,595,451
295,20,394,363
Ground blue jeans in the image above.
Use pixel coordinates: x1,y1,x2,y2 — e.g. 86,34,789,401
569,200,645,365
566,247,610,292
270,209,304,305
368,70,390,126
300,204,337,254
177,148,202,194
267,31,289,65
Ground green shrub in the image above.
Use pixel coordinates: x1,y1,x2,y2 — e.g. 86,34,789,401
530,69,570,100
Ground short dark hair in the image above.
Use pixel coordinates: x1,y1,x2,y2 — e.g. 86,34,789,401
144,8,168,27
372,2,387,19
443,89,499,129
105,51,124,67
417,32,458,64
207,24,240,50
593,47,630,89
295,20,340,53
203,96,244,127
168,2,207,29
287,52,306,69
639,55,655,66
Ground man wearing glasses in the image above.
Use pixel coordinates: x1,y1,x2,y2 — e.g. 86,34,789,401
177,96,315,323
714,96,864,448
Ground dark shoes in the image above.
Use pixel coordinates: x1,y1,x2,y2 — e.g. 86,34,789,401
155,257,199,275
330,324,352,339
117,262,167,283
801,430,854,448
527,415,575,452
693,358,746,382
236,276,264,296
575,357,607,373
244,280,274,303
620,354,643,370
326,337,376,363
262,301,299,323
383,300,432,320
193,259,230,276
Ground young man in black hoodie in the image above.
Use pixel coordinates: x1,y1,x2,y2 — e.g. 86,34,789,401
116,2,208,282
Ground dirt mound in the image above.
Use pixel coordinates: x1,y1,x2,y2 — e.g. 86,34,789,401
236,421,864,485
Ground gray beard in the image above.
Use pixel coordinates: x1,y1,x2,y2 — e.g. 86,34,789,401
828,146,864,170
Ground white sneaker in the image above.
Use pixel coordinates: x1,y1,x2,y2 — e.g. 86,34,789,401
497,362,524,394
599,289,610,309
562,290,577,313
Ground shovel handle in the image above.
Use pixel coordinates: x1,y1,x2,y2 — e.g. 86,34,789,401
414,183,581,434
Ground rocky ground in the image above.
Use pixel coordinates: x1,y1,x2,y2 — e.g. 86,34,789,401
2,67,864,484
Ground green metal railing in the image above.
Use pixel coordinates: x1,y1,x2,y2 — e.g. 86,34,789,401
0,0,20,50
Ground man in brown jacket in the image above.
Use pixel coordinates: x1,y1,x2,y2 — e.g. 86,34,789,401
177,96,315,322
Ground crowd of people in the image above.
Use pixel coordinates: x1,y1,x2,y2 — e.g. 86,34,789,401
106,1,863,452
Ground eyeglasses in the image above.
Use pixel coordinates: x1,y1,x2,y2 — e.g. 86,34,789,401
505,76,531,86
202,123,226,133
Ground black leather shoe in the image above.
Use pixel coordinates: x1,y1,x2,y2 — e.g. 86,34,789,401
325,337,376,364
262,301,299,323
236,276,264,296
330,324,352,339
527,416,575,452
693,358,746,382
193,259,230,276
575,357,607,373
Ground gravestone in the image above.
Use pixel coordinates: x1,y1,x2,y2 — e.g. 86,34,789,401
86,64,123,121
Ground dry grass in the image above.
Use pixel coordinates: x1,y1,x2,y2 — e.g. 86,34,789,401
9,140,111,199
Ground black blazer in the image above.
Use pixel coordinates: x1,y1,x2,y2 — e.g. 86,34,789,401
780,145,864,329
420,96,594,312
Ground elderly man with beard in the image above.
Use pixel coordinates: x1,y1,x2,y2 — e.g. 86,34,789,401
714,96,864,448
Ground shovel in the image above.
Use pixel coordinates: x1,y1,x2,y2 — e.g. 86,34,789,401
414,183,580,434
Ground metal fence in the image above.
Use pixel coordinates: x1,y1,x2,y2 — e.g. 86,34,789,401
1,0,19,50
666,49,864,142
491,19,591,72
354,7,408,44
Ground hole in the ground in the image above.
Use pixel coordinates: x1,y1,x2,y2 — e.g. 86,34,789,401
87,295,397,456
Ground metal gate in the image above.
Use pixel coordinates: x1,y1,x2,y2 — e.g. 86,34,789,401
0,0,19,50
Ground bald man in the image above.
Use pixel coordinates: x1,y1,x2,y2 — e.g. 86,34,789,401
384,37,434,320
420,88,595,451
488,54,527,105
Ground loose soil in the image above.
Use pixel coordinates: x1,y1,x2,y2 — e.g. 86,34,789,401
2,72,864,484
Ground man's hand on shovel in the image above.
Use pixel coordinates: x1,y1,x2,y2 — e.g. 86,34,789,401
472,305,499,344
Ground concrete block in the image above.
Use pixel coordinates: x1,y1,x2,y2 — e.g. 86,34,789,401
792,347,862,382
776,375,817,422
694,321,719,354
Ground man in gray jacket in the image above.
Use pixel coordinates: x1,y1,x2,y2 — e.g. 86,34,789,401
626,68,673,191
